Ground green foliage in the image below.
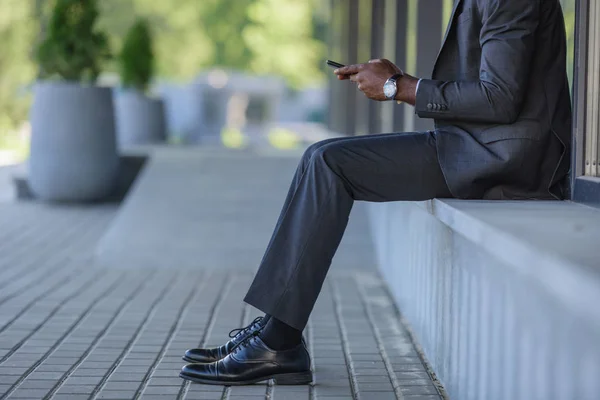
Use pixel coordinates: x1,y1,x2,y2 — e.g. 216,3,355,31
119,18,154,92
116,0,326,87
0,0,36,145
36,0,110,83
243,0,326,88
199,0,255,69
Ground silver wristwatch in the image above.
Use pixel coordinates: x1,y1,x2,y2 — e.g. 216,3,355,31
383,73,404,100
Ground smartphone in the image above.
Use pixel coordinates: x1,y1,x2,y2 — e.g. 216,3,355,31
326,60,345,69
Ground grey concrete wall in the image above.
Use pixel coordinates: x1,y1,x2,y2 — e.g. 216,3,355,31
367,200,600,400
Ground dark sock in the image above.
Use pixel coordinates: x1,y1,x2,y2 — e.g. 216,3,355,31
259,316,302,350
260,314,271,327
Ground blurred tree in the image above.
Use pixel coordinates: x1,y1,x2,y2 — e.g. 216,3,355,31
37,0,111,83
244,0,326,88
96,0,139,73
126,0,218,80
0,0,36,144
101,0,325,87
200,0,256,69
119,18,154,92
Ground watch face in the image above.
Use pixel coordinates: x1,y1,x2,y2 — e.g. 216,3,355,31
383,81,396,99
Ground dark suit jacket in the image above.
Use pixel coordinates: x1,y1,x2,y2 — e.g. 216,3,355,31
416,0,571,200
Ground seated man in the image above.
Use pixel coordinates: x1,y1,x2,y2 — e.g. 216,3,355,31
180,0,571,386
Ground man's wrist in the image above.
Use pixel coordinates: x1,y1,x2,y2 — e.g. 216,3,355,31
394,75,419,106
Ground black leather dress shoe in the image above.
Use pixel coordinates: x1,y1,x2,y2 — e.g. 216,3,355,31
182,317,265,363
179,334,312,385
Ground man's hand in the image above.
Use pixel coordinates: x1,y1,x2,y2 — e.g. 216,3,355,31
334,59,419,105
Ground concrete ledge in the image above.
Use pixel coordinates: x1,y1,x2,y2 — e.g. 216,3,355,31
367,199,600,400
431,199,600,328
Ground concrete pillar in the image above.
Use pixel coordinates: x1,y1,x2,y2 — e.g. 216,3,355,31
327,0,359,136
377,0,410,134
394,0,409,132
353,0,370,135
327,0,346,134
413,0,444,132
367,0,385,134
343,0,360,135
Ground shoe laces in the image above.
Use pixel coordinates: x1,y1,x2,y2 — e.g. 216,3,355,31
228,316,263,339
230,330,260,354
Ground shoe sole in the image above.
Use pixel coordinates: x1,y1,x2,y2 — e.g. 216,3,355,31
179,370,313,386
182,356,213,363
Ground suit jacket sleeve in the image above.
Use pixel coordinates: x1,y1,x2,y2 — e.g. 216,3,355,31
415,0,540,124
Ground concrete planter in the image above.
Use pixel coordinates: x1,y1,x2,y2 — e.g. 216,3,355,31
29,81,119,202
114,90,166,147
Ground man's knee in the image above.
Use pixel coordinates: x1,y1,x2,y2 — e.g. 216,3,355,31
303,137,346,163
302,140,331,166
303,141,323,160
310,142,344,170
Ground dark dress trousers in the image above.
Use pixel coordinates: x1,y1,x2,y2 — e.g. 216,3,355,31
244,0,572,330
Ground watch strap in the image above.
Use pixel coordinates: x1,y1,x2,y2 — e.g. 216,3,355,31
388,73,403,83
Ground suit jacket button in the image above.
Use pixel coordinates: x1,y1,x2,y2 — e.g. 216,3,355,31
427,103,433,110
441,105,448,110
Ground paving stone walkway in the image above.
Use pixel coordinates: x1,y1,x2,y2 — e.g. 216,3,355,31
0,148,445,400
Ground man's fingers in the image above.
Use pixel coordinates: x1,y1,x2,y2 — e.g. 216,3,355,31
334,64,362,75
368,59,382,64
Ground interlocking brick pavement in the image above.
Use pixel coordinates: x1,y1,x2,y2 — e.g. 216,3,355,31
0,151,445,400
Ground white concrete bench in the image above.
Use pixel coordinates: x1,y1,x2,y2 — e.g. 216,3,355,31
367,199,600,400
